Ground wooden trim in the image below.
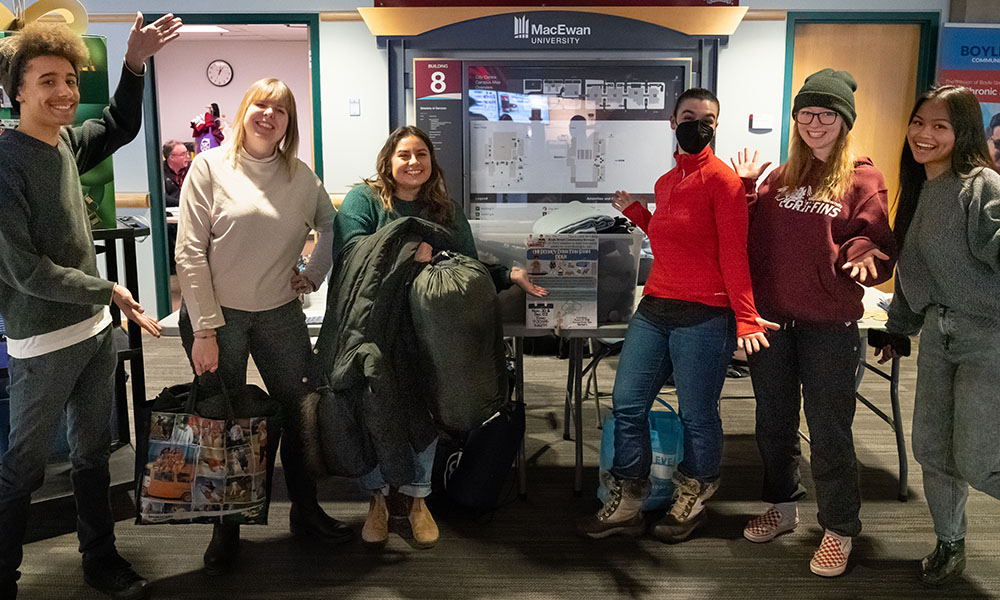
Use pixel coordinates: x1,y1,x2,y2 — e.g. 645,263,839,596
743,10,786,22
91,11,364,23
115,193,150,209
320,11,363,22
358,6,748,37
88,14,136,22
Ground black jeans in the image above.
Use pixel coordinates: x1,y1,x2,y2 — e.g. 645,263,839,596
179,300,318,506
747,322,862,537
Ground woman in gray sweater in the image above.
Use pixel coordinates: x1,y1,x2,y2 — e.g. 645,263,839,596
878,85,1000,587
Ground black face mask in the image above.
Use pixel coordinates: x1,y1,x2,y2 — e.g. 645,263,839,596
674,119,715,154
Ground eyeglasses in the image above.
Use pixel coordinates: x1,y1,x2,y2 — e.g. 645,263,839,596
169,151,189,158
794,110,839,125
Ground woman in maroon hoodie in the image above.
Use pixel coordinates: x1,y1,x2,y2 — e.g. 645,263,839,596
732,69,896,577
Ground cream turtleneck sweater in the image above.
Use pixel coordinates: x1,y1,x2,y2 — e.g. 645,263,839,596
176,145,335,331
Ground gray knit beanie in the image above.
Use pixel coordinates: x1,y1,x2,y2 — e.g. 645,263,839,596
793,68,857,130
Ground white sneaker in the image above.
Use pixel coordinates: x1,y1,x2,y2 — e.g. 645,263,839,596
810,530,852,577
743,503,799,543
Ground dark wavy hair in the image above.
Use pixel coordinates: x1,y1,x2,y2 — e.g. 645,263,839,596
363,125,454,225
894,85,992,249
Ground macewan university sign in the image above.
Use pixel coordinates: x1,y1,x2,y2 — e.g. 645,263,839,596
358,2,747,45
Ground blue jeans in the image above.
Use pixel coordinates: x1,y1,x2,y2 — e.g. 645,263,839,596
611,307,736,482
179,300,319,506
912,306,1000,542
359,437,438,498
0,326,117,583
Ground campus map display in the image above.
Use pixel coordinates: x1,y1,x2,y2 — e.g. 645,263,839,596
467,63,686,220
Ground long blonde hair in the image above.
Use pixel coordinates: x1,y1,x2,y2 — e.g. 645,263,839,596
363,125,454,225
226,78,299,179
780,121,856,202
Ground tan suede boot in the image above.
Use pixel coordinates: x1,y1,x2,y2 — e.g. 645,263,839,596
407,496,439,549
361,492,389,546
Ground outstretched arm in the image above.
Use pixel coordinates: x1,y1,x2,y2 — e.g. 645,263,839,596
124,12,182,74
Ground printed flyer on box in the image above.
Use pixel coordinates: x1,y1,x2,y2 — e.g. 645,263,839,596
525,234,598,329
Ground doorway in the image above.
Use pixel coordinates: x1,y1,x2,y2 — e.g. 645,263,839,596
144,14,323,318
782,12,939,226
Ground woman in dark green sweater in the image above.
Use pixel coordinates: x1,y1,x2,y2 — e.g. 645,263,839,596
334,125,544,549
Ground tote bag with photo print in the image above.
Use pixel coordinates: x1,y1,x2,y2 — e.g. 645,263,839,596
598,398,683,511
136,376,279,525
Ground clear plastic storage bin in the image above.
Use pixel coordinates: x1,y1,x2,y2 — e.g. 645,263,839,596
471,220,642,324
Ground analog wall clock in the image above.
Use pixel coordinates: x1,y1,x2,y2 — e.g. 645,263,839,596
206,59,233,87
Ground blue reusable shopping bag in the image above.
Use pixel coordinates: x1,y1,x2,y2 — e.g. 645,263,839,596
597,398,684,511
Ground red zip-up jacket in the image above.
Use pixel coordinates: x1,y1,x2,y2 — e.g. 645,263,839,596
623,145,764,337
744,156,897,324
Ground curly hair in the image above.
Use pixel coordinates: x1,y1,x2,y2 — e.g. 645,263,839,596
0,22,89,106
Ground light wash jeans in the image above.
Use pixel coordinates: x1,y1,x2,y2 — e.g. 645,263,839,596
912,305,1000,542
610,306,736,483
359,438,438,498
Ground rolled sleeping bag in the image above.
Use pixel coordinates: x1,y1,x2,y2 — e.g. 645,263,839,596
410,253,507,431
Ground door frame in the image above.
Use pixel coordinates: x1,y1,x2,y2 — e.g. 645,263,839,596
780,12,939,162
143,13,323,318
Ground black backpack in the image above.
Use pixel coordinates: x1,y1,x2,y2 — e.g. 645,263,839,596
433,400,525,513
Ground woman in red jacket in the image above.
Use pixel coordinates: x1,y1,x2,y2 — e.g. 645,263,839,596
579,88,774,543
732,69,896,577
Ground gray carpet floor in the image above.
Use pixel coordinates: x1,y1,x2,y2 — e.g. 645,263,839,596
15,333,1000,599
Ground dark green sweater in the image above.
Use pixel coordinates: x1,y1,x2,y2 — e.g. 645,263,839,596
0,65,145,340
333,184,511,289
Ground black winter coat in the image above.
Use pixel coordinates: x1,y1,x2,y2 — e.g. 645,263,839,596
301,217,453,485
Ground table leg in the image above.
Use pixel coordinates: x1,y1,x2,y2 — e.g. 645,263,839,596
514,336,527,498
890,357,908,502
563,342,573,441
573,338,584,496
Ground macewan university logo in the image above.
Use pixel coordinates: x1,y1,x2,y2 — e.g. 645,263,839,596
513,14,592,45
514,15,530,39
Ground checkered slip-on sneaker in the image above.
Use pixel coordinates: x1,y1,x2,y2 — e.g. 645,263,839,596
743,505,799,543
809,530,852,577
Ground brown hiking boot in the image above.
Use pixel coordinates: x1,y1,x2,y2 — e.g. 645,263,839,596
651,470,718,543
362,492,389,546
407,496,439,549
577,474,649,539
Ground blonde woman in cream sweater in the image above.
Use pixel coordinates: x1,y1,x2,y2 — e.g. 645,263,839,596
176,78,353,575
